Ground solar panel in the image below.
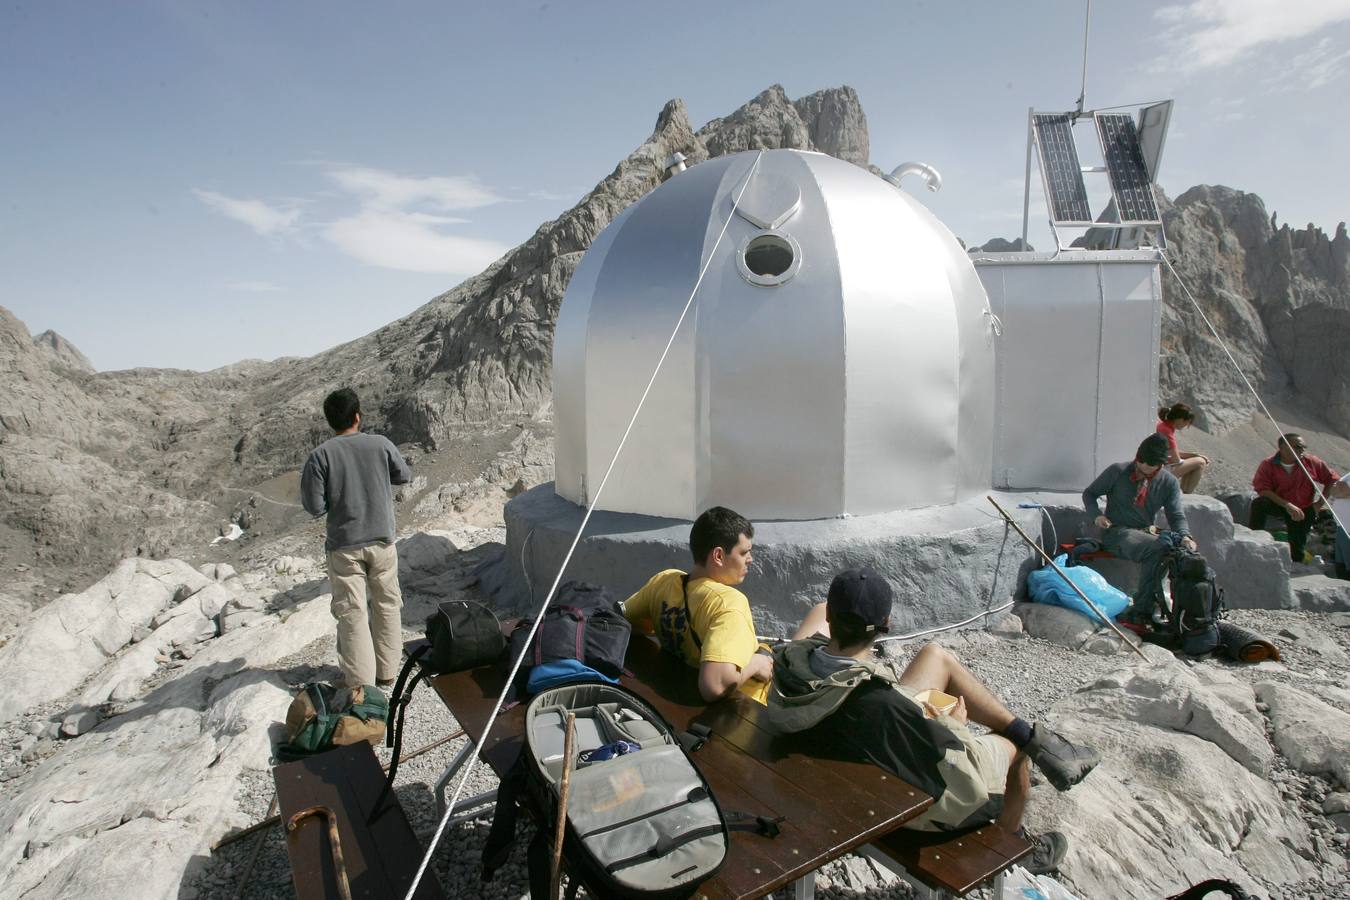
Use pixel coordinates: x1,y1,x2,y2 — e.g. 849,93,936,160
1095,113,1160,224
1032,114,1092,225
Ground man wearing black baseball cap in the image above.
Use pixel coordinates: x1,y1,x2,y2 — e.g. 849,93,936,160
766,568,1099,874
1083,432,1196,625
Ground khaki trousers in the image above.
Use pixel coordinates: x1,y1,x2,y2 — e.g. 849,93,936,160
328,542,403,687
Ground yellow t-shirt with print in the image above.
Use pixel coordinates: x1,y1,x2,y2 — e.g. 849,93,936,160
623,569,769,704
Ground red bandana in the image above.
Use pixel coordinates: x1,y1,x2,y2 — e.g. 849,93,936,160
1130,460,1158,507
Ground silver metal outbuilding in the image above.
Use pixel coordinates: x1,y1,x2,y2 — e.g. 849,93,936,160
975,250,1163,492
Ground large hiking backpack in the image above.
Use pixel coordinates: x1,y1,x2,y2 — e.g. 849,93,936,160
482,683,778,899
1166,549,1224,656
507,581,632,696
276,683,388,761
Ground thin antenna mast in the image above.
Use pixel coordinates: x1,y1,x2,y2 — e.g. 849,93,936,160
1073,0,1091,117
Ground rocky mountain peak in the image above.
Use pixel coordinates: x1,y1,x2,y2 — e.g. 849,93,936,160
1161,186,1350,432
32,329,94,374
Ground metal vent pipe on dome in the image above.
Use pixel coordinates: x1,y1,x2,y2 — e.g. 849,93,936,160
552,149,998,521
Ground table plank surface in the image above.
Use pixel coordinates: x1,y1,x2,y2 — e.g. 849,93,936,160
273,742,447,900
420,637,933,900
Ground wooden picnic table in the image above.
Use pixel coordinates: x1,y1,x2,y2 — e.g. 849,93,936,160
421,636,933,900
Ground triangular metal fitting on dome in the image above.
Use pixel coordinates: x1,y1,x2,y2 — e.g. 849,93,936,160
732,172,802,230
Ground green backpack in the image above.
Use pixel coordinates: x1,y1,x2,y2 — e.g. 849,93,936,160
277,683,389,762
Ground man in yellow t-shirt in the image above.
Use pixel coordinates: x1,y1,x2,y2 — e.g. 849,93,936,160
623,507,772,704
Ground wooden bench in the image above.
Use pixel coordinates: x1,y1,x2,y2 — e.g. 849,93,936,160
860,822,1033,898
417,636,1032,898
273,742,447,900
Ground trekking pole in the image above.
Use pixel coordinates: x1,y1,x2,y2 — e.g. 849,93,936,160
987,496,1150,662
287,806,353,900
550,713,577,900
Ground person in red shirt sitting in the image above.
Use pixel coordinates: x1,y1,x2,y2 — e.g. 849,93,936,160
1156,403,1209,494
1249,433,1341,564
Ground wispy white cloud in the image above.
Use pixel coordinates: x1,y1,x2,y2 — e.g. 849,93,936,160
324,210,508,274
1156,0,1350,72
226,281,283,292
317,165,510,274
325,166,506,211
193,189,301,237
197,164,516,275
1270,35,1350,90
527,188,577,202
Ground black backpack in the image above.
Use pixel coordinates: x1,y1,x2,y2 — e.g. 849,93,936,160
374,599,506,814
481,682,781,899
507,581,632,697
1166,550,1224,656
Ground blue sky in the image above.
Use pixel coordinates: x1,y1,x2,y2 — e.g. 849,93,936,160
4,0,1348,372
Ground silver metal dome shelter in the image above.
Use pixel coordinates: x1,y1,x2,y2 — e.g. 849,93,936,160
552,149,998,521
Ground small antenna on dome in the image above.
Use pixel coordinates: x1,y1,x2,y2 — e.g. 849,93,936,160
1073,0,1091,119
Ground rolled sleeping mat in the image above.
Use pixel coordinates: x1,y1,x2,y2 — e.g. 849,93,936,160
1217,621,1281,663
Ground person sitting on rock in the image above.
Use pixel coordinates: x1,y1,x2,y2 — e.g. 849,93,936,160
1156,402,1209,494
1083,432,1196,626
623,506,773,703
1249,433,1342,565
300,388,412,689
765,568,1099,875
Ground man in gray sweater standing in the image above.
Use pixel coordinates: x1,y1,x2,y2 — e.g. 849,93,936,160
1083,432,1196,625
301,389,412,688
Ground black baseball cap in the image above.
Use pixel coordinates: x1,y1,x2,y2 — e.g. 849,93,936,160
826,567,893,634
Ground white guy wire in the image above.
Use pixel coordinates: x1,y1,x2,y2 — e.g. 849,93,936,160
877,600,1017,643
1160,251,1346,537
404,150,766,899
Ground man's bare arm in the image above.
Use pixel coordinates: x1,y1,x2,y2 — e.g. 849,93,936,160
697,654,772,702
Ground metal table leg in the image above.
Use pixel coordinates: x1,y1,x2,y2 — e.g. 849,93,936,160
434,742,474,816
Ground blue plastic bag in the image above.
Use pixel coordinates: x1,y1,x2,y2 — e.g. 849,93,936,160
1026,554,1129,621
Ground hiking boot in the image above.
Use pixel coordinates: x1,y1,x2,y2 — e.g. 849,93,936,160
376,679,396,690
1025,725,1101,791
1019,829,1068,875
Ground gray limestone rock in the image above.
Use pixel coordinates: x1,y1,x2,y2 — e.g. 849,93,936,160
1023,700,1312,899
1326,793,1350,814
1256,681,1350,787
0,582,334,899
1158,186,1350,435
989,612,1024,637
1291,574,1350,612
59,708,99,738
1275,622,1349,662
217,609,267,634
1068,657,1273,775
1015,601,1116,652
31,329,94,373
396,531,463,601
21,739,50,762
0,559,214,719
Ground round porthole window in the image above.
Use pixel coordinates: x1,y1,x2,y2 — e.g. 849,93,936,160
736,230,801,286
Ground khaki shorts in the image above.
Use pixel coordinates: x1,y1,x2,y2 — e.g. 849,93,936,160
966,732,1011,796
894,684,1010,830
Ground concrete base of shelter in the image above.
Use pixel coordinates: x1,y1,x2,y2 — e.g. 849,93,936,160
479,484,1044,639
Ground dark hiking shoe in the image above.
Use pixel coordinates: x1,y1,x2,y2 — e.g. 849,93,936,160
1019,829,1068,875
1026,725,1101,791
376,679,395,690
1118,602,1154,628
